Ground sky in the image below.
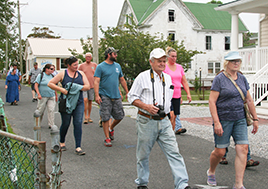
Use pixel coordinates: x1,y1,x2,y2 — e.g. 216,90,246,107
17,0,259,40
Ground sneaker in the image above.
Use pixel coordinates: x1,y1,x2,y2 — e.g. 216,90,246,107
32,99,35,102
175,128,187,135
184,186,198,189
109,129,114,140
246,159,259,167
99,119,102,127
219,157,228,165
207,169,216,186
104,138,112,147
137,186,148,189
233,186,246,189
75,149,86,156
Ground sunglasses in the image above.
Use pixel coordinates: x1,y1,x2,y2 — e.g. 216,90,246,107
50,68,54,70
230,60,241,64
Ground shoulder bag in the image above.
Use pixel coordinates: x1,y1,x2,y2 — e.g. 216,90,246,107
58,71,77,113
224,71,253,126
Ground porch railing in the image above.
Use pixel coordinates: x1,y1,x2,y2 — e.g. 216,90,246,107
238,46,268,105
239,46,268,74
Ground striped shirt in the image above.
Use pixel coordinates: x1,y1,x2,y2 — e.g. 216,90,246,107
128,69,174,114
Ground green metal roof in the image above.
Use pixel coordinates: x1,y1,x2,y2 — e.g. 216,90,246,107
184,2,247,31
128,0,248,31
129,0,165,25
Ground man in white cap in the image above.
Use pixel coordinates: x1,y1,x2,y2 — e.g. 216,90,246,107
128,48,195,189
79,52,97,124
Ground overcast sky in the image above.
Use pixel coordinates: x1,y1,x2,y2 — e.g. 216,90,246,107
17,0,259,40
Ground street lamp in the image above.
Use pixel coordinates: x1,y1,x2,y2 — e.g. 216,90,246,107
199,67,202,94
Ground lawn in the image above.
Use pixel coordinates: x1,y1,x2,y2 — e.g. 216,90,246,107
181,89,210,101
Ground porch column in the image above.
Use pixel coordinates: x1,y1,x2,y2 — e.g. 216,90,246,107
230,12,239,51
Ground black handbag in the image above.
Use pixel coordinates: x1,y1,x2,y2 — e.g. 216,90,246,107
58,71,77,113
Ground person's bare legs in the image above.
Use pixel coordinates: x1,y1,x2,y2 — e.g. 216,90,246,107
110,119,122,131
88,100,93,122
102,120,110,139
83,98,89,120
234,144,248,188
169,111,175,130
31,90,36,99
208,148,226,174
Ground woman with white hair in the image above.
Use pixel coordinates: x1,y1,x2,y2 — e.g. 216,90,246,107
207,51,258,189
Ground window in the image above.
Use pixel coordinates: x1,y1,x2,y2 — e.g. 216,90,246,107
187,62,191,69
206,36,212,50
61,58,67,69
168,32,175,42
168,9,175,22
126,13,133,24
225,36,230,50
208,62,221,74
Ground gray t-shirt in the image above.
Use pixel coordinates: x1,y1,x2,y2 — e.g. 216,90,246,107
29,68,41,83
211,72,250,121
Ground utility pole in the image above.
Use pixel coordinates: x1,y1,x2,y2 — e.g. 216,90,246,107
92,0,99,64
17,0,23,74
5,32,8,72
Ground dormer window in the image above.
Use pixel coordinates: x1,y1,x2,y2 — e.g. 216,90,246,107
168,9,175,22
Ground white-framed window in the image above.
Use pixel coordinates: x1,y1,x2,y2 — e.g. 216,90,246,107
187,62,191,69
168,9,175,22
206,36,212,50
126,13,133,24
168,32,175,42
225,36,230,50
208,62,221,74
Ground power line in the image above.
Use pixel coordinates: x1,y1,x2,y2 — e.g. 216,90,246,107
21,21,92,29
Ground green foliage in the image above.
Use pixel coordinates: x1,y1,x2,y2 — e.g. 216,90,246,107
0,0,18,71
190,77,201,94
243,32,255,47
207,0,223,4
27,27,61,39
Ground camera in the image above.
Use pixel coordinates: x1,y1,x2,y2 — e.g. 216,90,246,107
155,105,166,118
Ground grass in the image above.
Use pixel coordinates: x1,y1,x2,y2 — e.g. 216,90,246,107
181,89,210,101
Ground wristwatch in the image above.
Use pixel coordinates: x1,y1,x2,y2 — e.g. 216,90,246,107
253,118,259,121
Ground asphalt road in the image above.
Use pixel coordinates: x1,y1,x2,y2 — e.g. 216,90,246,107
0,79,267,189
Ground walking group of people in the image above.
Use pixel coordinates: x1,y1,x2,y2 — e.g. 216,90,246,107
4,47,259,189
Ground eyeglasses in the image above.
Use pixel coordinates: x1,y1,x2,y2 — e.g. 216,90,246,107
69,56,76,60
230,60,241,64
50,68,54,70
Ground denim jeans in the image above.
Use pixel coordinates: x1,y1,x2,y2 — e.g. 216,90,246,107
135,115,189,189
60,102,84,148
175,115,182,131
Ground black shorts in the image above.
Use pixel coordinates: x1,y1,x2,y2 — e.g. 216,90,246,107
171,98,181,115
31,83,36,91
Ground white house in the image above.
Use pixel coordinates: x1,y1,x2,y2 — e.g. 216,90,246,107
24,38,84,74
117,0,248,85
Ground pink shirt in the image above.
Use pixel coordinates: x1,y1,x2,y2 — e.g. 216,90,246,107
163,64,185,98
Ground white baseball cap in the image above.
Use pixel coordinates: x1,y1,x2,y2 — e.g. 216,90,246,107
149,48,167,60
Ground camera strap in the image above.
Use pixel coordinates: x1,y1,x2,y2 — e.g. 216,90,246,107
150,68,165,106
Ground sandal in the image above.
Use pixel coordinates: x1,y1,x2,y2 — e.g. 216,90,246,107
83,119,88,124
246,159,259,167
61,146,67,151
75,149,86,156
219,157,228,165
88,118,93,123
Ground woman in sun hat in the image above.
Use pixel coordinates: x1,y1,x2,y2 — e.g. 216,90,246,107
206,51,259,189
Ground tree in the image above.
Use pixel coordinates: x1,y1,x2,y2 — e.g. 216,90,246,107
70,20,201,87
243,32,255,47
27,27,61,38
0,0,18,71
207,0,223,4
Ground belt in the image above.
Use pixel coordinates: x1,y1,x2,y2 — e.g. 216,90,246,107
138,110,166,120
